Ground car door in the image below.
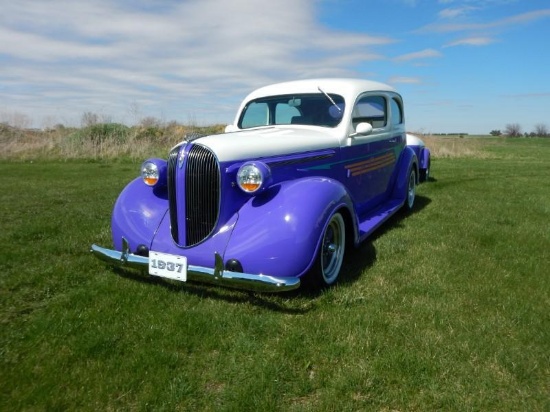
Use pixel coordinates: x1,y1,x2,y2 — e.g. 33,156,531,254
342,92,405,214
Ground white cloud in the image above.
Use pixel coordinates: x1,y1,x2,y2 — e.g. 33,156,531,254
419,9,550,33
388,76,422,84
444,36,496,47
438,6,478,19
0,0,395,126
438,0,519,5
394,48,443,62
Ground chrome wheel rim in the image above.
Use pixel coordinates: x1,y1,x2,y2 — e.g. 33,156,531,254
321,213,345,285
425,160,430,181
407,169,416,209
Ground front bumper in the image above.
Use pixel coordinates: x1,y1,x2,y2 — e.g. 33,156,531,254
90,240,300,293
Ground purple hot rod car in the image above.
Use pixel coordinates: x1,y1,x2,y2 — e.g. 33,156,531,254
91,79,430,292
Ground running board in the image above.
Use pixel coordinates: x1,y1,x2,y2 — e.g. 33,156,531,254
357,199,403,242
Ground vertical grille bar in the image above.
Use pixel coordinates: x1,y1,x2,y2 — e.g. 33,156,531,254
167,146,180,244
185,145,220,246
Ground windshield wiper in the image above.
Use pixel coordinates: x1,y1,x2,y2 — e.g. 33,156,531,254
318,86,342,114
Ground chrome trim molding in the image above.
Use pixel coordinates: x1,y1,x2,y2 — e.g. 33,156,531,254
90,243,300,293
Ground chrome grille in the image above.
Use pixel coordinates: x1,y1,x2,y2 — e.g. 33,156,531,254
167,144,220,246
185,145,220,246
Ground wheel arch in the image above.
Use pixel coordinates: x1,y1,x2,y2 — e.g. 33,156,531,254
391,146,419,202
334,204,356,250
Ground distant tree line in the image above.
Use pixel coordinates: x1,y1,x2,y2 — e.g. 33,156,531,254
490,123,549,137
432,133,469,136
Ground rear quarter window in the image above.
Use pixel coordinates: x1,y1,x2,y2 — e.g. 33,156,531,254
390,98,403,126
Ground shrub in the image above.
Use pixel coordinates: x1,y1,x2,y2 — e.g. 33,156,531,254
505,123,522,137
134,125,163,141
73,123,130,145
81,112,99,127
534,123,548,137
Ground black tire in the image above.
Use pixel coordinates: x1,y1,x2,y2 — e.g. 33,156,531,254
403,167,417,212
419,159,430,182
306,212,346,288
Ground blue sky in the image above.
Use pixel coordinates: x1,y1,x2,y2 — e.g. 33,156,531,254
1,0,549,134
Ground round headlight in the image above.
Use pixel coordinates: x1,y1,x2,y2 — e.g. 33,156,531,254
237,162,271,193
141,158,167,187
141,161,160,186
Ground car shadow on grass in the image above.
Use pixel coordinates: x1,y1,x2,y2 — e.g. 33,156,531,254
336,194,432,288
112,267,316,314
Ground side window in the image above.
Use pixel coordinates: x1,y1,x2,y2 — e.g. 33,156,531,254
353,95,387,128
240,102,268,128
390,98,403,126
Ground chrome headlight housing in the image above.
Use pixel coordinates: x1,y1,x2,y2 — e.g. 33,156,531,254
237,162,272,194
141,158,167,187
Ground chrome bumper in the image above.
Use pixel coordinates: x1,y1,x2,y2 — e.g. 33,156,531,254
90,240,300,293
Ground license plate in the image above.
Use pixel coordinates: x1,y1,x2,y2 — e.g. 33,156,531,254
149,251,187,281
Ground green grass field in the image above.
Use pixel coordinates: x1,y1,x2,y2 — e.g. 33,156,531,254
1,138,549,411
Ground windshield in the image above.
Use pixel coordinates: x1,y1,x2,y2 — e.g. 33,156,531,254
238,93,345,129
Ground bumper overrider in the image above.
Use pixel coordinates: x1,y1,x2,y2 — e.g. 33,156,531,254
90,238,300,293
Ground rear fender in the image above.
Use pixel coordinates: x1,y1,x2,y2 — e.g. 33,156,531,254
419,147,430,170
391,146,418,202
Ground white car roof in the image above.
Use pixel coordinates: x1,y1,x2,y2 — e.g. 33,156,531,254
243,78,398,102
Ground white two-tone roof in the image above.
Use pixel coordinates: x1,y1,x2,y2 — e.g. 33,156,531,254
230,78,398,128
197,79,401,162
244,78,396,100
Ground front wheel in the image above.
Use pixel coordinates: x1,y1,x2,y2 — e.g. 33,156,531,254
306,212,346,288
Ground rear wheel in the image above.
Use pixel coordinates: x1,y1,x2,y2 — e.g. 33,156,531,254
419,159,430,182
307,212,346,288
404,167,417,211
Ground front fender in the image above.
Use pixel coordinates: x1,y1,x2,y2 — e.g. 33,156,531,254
111,178,168,252
391,146,418,202
224,177,355,278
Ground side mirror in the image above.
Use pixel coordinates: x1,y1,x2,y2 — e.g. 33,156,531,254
225,124,238,133
350,122,373,138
